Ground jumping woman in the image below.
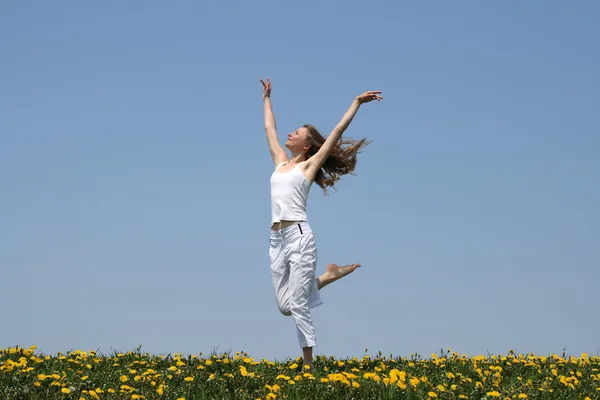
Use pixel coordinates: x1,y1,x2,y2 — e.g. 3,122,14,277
261,77,382,370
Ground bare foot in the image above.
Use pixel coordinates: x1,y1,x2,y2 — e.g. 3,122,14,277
317,263,360,289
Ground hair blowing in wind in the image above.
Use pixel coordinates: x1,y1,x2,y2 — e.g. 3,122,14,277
303,124,371,194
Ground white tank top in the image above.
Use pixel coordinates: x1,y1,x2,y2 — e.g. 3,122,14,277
270,161,312,225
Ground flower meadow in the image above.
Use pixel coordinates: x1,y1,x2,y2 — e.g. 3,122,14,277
1,346,600,399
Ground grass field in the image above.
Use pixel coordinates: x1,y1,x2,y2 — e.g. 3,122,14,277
1,346,599,399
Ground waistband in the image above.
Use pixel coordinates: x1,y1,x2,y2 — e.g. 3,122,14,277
270,221,312,236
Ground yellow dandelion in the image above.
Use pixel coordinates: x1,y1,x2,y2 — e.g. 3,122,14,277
428,392,438,398
352,381,360,388
518,395,528,399
184,376,194,382
487,391,500,397
61,388,71,394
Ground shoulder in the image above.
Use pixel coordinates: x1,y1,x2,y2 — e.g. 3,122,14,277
274,155,290,170
275,161,288,171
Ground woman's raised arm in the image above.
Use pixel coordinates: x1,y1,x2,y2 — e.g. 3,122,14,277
304,90,382,177
261,78,289,167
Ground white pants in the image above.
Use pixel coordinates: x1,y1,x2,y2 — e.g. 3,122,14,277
270,221,323,348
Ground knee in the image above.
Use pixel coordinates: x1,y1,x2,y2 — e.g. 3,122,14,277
278,306,291,316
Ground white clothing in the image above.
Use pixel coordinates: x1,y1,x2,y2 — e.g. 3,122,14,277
270,162,312,226
270,221,323,348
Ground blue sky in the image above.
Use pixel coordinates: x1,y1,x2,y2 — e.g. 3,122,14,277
2,1,599,360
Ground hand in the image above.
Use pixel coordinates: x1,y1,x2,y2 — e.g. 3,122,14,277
260,77,272,99
356,90,383,104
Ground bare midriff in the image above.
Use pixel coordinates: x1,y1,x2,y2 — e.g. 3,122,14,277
271,220,303,231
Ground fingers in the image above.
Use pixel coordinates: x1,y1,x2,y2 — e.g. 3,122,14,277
359,91,383,103
260,78,272,91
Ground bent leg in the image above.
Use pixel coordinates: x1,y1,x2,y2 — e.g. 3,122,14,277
317,263,361,290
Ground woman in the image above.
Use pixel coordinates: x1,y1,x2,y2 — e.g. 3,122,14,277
261,77,382,369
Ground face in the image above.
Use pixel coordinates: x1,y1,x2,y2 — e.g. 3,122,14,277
285,127,311,153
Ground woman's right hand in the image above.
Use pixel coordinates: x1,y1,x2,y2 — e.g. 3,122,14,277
260,77,272,99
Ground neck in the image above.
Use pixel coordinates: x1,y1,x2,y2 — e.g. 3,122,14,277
289,152,307,164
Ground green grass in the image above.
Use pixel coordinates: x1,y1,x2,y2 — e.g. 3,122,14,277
1,346,599,399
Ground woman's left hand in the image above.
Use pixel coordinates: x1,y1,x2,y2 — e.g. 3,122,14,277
356,91,383,104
